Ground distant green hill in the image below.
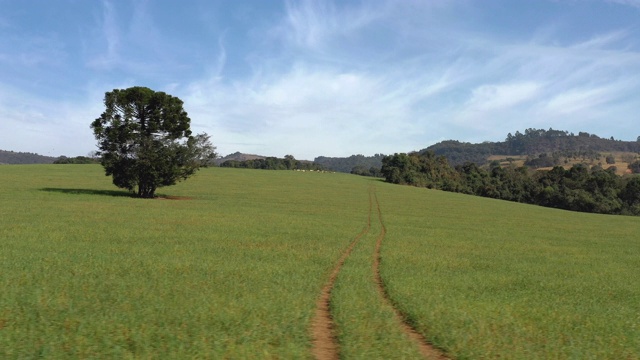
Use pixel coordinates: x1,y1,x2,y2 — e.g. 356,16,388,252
0,150,56,164
214,151,266,166
314,154,386,173
423,128,640,166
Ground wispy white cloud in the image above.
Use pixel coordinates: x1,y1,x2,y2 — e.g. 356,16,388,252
86,0,191,82
3,0,640,159
606,0,640,8
87,0,120,69
213,34,227,80
571,30,629,50
0,83,104,156
0,36,65,68
281,0,382,51
183,63,439,157
178,0,640,156
545,87,612,115
466,82,542,111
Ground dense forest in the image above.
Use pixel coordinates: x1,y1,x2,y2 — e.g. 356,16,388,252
314,154,385,174
381,151,640,216
220,155,325,171
53,156,99,164
0,150,56,164
426,128,640,166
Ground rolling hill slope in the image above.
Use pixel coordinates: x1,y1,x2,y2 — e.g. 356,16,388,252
0,150,56,164
1,165,638,358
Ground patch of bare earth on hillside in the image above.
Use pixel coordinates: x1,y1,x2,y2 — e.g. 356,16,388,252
311,191,372,360
372,192,450,360
155,195,193,200
489,152,637,176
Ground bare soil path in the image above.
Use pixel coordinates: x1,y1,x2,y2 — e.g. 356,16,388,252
311,187,450,359
310,190,372,360
372,191,450,360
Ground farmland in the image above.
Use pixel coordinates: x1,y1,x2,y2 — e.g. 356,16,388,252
488,151,638,176
1,165,639,359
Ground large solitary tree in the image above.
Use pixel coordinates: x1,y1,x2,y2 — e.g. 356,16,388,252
91,86,217,198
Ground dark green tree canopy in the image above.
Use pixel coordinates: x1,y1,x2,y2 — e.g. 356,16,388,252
91,86,216,198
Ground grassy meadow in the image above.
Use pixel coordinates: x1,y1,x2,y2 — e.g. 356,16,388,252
1,164,639,359
378,185,640,359
0,165,369,358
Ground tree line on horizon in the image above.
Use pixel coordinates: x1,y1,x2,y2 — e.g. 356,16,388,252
220,155,325,171
53,155,99,164
316,128,640,175
381,151,640,216
0,150,57,165
314,154,386,174
426,128,640,166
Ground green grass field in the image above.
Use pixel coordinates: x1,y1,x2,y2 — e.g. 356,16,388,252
1,165,639,359
378,185,640,359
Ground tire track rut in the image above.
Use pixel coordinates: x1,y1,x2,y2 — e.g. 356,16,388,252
311,187,449,359
372,191,450,360
311,190,373,360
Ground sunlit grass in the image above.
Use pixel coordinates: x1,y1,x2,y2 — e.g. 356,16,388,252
2,165,639,358
331,197,425,359
377,183,640,359
0,165,366,358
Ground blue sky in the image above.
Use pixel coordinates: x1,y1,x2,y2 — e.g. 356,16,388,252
1,0,640,159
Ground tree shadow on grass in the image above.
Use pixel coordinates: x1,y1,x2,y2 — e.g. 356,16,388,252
40,188,134,198
40,188,193,200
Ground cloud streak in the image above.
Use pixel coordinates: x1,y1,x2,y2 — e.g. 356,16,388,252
606,0,640,8
282,0,381,51
2,0,640,159
87,0,120,70
0,84,104,157
184,1,640,157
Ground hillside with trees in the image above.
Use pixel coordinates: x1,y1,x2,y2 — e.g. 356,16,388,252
0,150,56,164
214,152,267,166
425,128,640,167
220,154,325,171
381,150,640,216
314,154,385,175
53,156,99,164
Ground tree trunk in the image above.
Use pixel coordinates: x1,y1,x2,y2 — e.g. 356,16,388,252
137,183,156,198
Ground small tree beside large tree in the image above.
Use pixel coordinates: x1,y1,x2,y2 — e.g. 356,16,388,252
91,86,216,198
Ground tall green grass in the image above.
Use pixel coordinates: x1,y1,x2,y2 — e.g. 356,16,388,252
0,165,368,358
331,190,425,359
2,165,639,358
377,182,640,359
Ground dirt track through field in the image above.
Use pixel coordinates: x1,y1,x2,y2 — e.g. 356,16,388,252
372,191,450,360
311,190,373,360
311,187,449,359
